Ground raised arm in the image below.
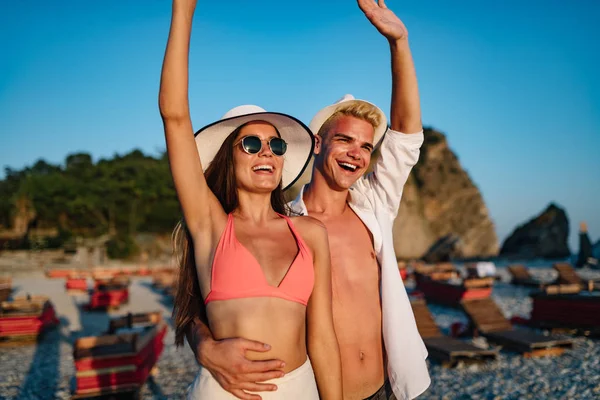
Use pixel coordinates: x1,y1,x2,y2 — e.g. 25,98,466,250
355,0,424,216
303,219,343,400
358,0,421,133
159,0,224,236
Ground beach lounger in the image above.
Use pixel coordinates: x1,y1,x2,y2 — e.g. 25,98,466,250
461,297,573,357
530,284,600,336
415,273,494,307
411,298,497,367
88,279,130,310
0,296,59,342
72,312,167,398
553,263,600,291
507,264,544,287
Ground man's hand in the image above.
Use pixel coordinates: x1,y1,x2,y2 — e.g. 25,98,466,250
358,0,408,42
198,337,286,400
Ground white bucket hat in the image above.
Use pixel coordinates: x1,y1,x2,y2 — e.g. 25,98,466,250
309,94,388,148
194,105,314,191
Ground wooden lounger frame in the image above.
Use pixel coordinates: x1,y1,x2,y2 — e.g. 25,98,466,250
70,383,141,399
108,312,162,334
507,264,544,287
413,262,457,276
1,296,51,317
461,298,573,357
553,263,599,291
74,318,164,360
463,277,495,289
411,298,497,367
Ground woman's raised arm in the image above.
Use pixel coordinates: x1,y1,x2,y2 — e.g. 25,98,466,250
159,0,224,236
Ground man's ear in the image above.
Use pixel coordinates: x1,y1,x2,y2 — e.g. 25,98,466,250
313,135,322,155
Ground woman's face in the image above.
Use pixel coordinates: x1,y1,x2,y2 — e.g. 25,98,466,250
233,121,284,194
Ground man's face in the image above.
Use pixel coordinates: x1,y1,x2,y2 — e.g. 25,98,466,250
314,115,375,191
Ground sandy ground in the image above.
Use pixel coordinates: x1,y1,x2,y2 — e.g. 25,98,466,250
1,274,198,399
1,267,599,399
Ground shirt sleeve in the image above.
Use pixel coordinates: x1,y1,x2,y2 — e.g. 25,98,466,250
353,129,424,217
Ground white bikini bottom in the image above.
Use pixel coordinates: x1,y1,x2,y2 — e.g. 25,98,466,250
187,357,319,399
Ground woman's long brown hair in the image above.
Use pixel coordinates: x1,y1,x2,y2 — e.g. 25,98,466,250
173,123,289,346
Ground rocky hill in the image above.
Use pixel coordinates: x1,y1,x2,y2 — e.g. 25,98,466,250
392,128,498,259
500,203,570,259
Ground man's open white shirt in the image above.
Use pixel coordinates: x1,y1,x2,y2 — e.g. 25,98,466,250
289,128,431,400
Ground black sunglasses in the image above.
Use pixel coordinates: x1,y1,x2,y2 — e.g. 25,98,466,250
234,135,287,156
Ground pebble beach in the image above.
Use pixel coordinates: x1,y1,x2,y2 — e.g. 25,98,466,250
1,265,599,400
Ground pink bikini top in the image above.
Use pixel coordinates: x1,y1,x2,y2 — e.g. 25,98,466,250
204,213,314,306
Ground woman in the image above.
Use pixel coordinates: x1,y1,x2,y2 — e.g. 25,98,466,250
158,1,342,399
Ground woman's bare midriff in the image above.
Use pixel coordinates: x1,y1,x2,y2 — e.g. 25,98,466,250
207,297,308,373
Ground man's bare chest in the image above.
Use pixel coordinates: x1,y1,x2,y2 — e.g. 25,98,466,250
314,209,378,279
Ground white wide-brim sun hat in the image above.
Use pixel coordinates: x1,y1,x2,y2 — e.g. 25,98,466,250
194,105,315,191
309,94,388,148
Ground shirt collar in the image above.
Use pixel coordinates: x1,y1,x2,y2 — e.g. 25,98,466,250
290,184,309,216
290,184,361,216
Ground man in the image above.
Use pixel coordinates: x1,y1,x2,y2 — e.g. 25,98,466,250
186,1,430,399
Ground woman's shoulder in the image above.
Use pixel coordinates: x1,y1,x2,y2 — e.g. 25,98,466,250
288,215,328,247
288,214,326,231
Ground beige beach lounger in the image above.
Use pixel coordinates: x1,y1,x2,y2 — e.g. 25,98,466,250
411,298,497,367
461,297,573,357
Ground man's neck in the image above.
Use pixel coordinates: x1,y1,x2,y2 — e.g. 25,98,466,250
302,171,351,216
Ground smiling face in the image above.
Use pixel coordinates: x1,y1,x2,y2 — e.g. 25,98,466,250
232,121,284,194
314,115,375,191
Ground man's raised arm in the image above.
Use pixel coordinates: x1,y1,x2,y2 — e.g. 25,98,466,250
356,0,424,216
358,0,421,133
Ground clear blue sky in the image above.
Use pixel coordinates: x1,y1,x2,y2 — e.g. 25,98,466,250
1,0,598,251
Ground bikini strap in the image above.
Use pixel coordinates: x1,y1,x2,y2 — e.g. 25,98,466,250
277,213,310,253
220,213,236,246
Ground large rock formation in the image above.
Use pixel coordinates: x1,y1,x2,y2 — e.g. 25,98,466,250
499,203,571,259
393,128,498,259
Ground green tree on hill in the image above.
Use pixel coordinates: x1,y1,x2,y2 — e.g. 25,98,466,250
0,149,180,257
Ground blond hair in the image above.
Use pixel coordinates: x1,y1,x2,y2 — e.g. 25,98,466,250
317,102,382,138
